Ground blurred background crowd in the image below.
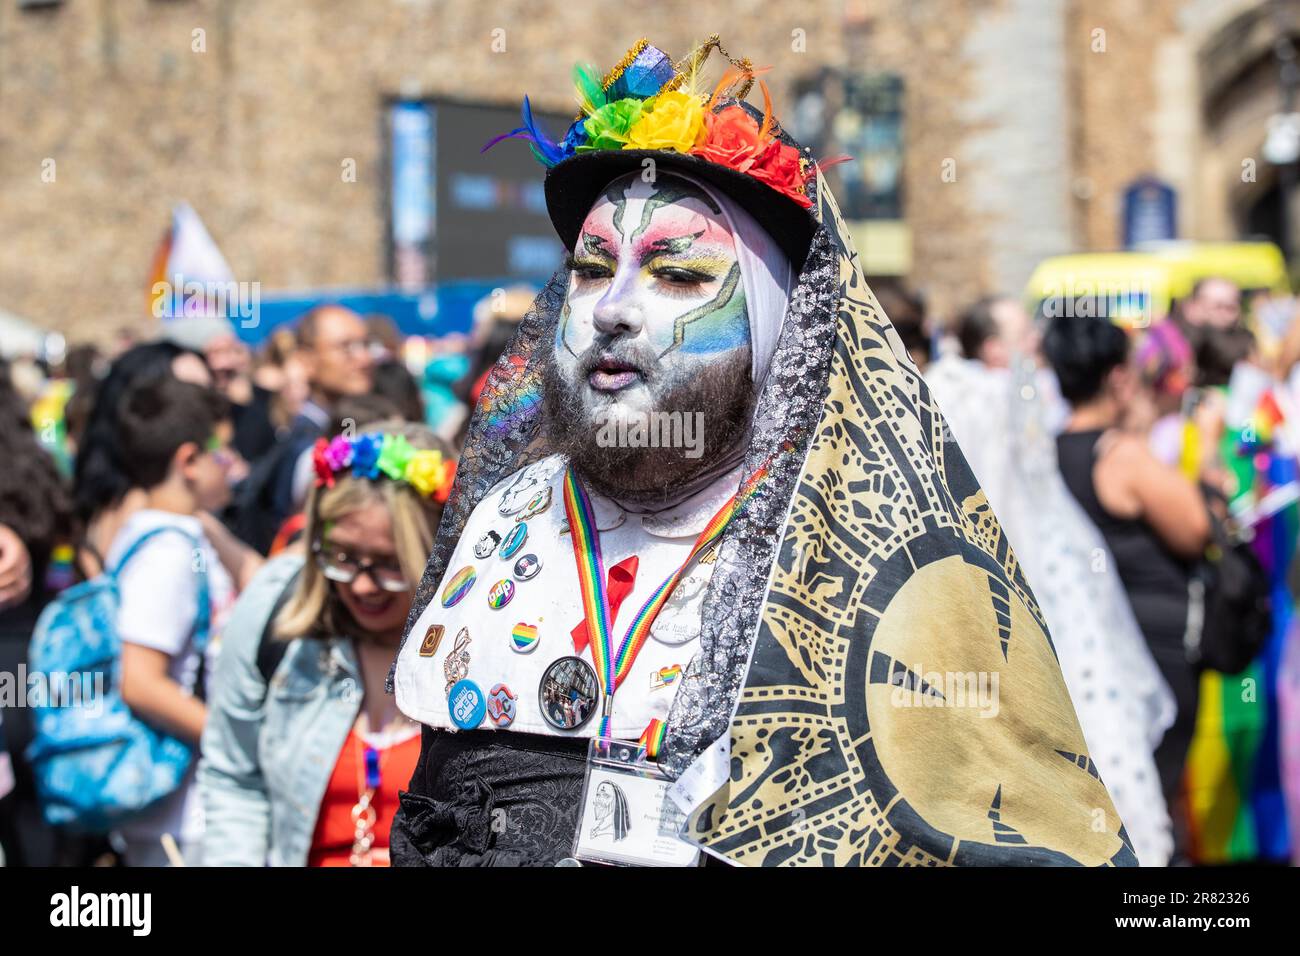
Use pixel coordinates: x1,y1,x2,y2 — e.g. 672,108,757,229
4,0,1300,867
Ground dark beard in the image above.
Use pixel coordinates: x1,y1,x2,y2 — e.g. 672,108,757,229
542,341,755,508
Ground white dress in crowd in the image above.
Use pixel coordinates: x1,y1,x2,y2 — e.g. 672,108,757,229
925,354,1177,866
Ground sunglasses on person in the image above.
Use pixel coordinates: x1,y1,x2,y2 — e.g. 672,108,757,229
312,540,410,593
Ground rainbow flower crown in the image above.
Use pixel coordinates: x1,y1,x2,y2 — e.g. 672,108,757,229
484,36,822,209
311,433,456,504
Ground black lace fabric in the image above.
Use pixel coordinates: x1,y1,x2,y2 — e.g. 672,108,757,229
387,270,567,693
391,728,588,867
660,225,840,776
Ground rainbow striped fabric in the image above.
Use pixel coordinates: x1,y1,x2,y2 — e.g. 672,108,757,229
1184,393,1296,863
639,719,668,760
562,459,773,739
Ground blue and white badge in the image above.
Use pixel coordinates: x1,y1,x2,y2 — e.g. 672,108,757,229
448,679,487,730
500,522,529,559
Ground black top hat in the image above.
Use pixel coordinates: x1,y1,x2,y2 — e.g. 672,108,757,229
483,37,824,272
542,101,819,271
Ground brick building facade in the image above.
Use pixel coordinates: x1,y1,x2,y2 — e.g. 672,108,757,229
0,0,1296,343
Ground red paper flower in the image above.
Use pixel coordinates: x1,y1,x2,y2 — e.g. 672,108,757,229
435,460,457,504
693,105,766,173
748,138,813,208
311,437,335,489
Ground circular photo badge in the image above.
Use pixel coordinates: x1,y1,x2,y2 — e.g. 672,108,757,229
538,656,599,731
441,567,476,608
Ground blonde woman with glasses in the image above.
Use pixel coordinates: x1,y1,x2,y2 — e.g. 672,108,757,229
199,421,454,866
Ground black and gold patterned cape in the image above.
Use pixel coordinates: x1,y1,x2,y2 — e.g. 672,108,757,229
393,144,1136,867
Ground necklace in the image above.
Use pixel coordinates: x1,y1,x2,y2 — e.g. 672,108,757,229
348,709,414,867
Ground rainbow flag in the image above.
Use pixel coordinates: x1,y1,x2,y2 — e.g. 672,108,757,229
148,202,235,320
1184,391,1295,863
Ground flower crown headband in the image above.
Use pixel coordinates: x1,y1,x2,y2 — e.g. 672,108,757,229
483,35,839,209
311,433,456,504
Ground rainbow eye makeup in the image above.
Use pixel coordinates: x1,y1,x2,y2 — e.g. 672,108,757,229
565,252,614,282
558,176,750,360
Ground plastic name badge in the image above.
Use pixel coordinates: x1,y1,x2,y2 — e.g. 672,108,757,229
573,739,701,867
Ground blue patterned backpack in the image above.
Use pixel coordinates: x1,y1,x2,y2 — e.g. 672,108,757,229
26,526,210,832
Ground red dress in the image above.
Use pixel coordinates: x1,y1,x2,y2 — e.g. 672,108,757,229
307,728,422,867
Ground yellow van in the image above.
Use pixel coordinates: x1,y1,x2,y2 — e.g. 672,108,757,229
1024,252,1181,328
1135,240,1290,300
1025,241,1290,328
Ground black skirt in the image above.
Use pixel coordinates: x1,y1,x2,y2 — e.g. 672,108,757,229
391,726,589,867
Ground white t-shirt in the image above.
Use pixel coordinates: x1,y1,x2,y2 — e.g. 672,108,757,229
104,509,236,861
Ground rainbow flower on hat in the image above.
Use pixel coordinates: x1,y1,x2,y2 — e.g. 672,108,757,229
483,36,831,211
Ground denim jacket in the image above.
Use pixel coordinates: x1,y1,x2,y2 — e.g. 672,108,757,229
198,554,362,866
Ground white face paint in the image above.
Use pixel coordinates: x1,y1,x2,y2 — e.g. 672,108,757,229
554,174,749,419
543,173,756,501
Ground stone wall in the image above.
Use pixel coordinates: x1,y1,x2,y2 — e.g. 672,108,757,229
1,0,1291,343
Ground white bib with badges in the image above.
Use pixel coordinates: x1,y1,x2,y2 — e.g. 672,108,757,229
394,454,739,741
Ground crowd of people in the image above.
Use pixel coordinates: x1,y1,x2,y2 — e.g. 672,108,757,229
915,277,1300,866
2,267,1296,867
0,293,525,866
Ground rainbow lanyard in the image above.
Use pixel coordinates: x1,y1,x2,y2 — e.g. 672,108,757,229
563,460,773,739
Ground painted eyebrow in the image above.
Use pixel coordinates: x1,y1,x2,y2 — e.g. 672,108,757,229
637,231,705,266
578,232,615,259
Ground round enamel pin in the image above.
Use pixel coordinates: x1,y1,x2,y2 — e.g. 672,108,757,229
473,530,502,559
448,679,486,730
512,553,541,581
517,487,552,521
487,578,515,609
499,522,528,559
510,622,539,653
441,566,476,608
486,684,517,728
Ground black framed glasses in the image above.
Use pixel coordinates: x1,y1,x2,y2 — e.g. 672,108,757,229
312,541,410,593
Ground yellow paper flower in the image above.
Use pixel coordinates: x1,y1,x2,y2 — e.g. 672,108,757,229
405,450,448,498
626,91,706,153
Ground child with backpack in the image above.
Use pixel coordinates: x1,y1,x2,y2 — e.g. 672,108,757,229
28,376,237,865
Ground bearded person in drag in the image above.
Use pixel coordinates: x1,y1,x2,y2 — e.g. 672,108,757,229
390,36,1137,867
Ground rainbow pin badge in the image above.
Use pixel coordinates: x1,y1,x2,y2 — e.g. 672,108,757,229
510,622,539,653
487,578,516,609
441,566,476,608
649,664,682,691
517,486,552,521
